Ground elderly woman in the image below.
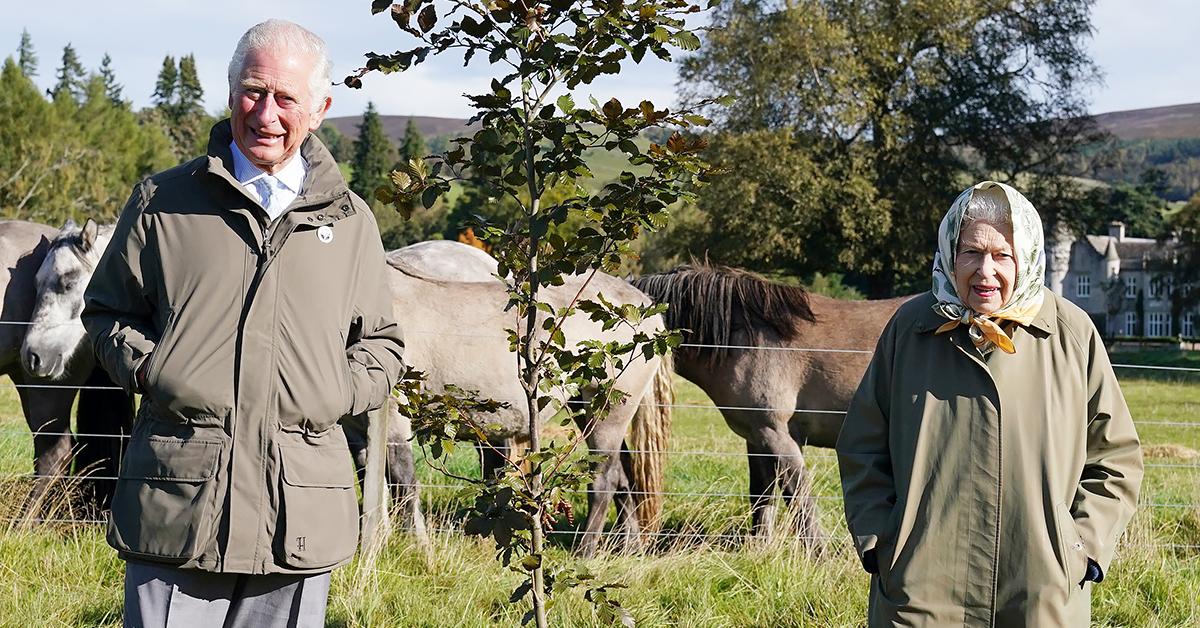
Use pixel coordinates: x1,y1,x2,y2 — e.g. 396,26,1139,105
836,181,1143,626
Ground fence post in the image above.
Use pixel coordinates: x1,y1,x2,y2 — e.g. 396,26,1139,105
360,403,391,564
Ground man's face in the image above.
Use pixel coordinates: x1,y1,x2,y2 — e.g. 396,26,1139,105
228,48,331,174
953,220,1017,315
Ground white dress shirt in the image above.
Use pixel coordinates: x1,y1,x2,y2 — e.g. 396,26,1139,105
229,141,307,223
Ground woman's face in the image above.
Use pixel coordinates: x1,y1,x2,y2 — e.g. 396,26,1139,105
954,220,1017,315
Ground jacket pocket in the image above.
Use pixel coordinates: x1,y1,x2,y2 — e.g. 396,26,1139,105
276,435,359,569
107,429,224,562
142,307,178,395
1054,502,1089,593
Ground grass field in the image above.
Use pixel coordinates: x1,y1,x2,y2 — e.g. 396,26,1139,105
0,351,1197,627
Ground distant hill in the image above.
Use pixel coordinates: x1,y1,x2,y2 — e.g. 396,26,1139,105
325,103,1200,145
1093,103,1200,141
325,115,471,143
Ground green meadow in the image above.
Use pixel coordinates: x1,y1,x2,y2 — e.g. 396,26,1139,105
0,354,1196,627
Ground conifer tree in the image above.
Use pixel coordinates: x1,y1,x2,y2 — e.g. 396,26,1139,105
177,54,204,117
17,29,36,77
98,53,123,106
398,118,426,164
349,102,396,201
50,43,86,103
152,55,177,109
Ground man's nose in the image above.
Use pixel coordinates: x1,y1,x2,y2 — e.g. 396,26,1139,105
251,95,279,124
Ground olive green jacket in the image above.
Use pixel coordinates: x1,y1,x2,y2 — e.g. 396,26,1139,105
836,289,1142,627
82,120,405,574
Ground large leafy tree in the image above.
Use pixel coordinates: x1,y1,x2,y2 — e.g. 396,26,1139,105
0,59,173,223
678,0,1104,295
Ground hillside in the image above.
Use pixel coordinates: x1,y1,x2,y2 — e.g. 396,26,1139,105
1094,102,1200,141
325,114,470,144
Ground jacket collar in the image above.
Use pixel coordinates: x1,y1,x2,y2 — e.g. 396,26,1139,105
204,119,354,213
915,287,1058,336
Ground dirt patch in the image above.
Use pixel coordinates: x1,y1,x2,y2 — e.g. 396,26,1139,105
1142,444,1200,460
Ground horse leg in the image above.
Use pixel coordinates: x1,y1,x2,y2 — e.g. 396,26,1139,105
746,439,779,537
16,376,76,518
573,408,632,558
386,402,428,545
74,366,133,511
612,445,643,552
775,442,824,552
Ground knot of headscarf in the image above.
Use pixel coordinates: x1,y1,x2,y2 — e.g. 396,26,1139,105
930,181,1046,355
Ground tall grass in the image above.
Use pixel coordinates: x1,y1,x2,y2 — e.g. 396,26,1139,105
0,369,1197,626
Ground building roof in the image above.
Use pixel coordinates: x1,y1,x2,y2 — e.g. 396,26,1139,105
1083,234,1174,270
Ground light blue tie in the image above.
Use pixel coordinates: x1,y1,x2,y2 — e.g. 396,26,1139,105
255,177,287,219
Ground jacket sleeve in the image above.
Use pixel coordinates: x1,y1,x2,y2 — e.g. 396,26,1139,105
81,184,158,394
836,314,900,562
344,208,405,416
1072,322,1143,573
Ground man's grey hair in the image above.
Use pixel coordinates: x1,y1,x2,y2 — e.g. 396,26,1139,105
228,19,332,113
962,187,1012,227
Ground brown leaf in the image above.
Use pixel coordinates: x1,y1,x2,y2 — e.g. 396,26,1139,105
418,4,437,33
666,131,685,154
602,97,623,121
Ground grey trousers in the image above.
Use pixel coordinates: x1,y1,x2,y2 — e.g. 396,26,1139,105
123,560,331,628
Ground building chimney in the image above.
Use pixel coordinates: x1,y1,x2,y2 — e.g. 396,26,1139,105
1108,221,1125,241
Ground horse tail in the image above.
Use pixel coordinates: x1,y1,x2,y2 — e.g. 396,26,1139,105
629,351,673,536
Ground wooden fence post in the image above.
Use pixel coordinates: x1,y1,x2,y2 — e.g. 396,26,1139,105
360,403,391,564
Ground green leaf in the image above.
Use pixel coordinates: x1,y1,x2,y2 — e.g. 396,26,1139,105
672,31,701,52
557,93,575,113
519,554,542,571
421,186,440,209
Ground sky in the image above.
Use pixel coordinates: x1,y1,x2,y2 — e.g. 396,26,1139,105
3,0,1198,121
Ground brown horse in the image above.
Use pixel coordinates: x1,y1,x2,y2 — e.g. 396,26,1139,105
634,263,909,546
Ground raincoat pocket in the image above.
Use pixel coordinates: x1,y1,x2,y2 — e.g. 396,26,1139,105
1054,503,1089,593
107,430,224,562
276,438,359,569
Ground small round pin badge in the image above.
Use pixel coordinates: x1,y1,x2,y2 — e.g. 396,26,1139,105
317,225,334,243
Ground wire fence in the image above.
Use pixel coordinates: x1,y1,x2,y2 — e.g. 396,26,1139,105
1,334,1196,538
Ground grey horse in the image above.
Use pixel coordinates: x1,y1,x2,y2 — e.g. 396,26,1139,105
634,263,909,547
1,219,132,513
373,241,673,556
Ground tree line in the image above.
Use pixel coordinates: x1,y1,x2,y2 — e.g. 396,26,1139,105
0,31,211,225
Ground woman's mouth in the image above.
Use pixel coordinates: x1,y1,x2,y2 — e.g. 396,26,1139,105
973,285,1000,298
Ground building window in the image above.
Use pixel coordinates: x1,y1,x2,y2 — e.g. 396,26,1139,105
1147,312,1171,337
1075,275,1091,298
1149,277,1164,300
1184,313,1196,338
1125,275,1138,300
1124,312,1137,336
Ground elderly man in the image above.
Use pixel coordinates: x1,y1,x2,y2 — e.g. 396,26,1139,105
81,20,404,628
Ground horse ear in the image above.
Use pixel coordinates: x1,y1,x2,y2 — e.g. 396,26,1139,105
80,219,98,252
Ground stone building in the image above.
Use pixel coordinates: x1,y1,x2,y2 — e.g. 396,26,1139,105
1046,222,1196,339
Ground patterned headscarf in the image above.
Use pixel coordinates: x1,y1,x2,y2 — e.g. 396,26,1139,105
931,181,1046,354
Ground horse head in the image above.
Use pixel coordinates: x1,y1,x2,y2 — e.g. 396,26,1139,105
21,218,113,380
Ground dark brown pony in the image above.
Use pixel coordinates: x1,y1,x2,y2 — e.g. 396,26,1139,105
635,263,909,545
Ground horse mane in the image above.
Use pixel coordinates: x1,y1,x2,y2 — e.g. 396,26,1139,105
632,262,816,367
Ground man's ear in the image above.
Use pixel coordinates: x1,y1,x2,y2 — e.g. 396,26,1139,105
309,96,332,131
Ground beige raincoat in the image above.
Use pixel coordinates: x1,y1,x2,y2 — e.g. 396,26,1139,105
837,289,1142,626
